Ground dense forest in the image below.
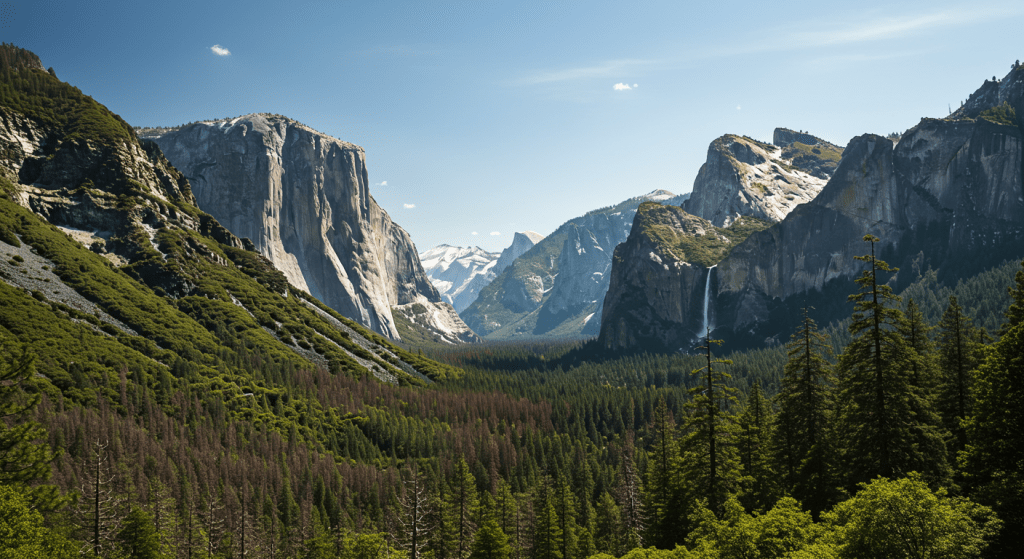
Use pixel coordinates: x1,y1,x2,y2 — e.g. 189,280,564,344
4,233,1024,558
3,42,1024,558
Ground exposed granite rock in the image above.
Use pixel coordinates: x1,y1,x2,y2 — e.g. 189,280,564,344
683,132,840,227
461,190,675,340
494,231,543,275
599,203,769,351
143,114,476,342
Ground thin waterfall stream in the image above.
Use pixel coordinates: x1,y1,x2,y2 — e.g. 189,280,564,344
701,265,716,338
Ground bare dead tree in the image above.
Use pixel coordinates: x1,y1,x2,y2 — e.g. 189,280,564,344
399,463,432,559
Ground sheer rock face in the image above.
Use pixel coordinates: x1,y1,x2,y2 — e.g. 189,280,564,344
144,114,476,341
683,132,839,227
599,205,716,351
494,231,543,275
602,65,1024,351
460,191,674,340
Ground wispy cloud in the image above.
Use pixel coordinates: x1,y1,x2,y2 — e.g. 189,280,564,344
403,203,415,209
376,180,388,187
790,9,1010,48
516,58,655,86
490,231,501,236
471,231,479,236
613,83,632,91
210,45,231,56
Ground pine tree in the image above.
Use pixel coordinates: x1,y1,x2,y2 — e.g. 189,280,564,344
736,381,777,512
0,337,64,510
448,459,480,559
469,492,512,559
613,435,643,551
772,308,836,516
642,398,681,548
834,235,948,489
531,479,563,559
678,334,743,517
936,295,980,451
962,260,1024,554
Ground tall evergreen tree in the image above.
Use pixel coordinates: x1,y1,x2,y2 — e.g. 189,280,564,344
834,235,948,489
772,308,836,516
642,398,681,548
470,492,512,559
448,459,481,559
532,479,563,559
737,381,777,512
962,260,1024,555
936,295,980,451
678,334,743,517
613,435,643,551
0,337,64,510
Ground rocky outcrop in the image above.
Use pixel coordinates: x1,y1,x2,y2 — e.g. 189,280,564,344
683,132,841,226
461,190,683,340
603,63,1024,351
494,231,543,275
143,114,476,341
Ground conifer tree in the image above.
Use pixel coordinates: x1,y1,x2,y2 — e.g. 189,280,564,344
613,435,643,551
962,260,1024,554
678,334,742,517
532,479,563,559
447,459,480,559
772,308,835,516
936,295,980,451
470,492,512,559
0,337,63,510
736,381,776,512
553,475,578,559
642,398,681,548
834,235,948,489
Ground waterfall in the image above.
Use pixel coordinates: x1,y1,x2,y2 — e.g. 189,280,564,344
701,265,716,338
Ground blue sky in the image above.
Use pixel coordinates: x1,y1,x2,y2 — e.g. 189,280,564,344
6,0,1023,252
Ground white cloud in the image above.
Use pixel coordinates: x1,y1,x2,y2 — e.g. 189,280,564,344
210,45,231,56
471,231,479,236
613,83,632,91
377,180,388,187
516,58,655,85
403,203,415,209
633,84,638,88
490,231,501,236
736,105,742,110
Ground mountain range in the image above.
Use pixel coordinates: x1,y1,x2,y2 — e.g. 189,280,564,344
599,64,1024,352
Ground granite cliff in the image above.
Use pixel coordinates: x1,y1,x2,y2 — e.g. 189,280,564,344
461,190,680,340
141,115,478,343
601,63,1024,352
683,130,841,226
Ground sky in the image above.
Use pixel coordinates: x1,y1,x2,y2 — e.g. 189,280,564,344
5,0,1024,253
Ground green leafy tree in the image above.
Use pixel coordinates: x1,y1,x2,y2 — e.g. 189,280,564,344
0,484,78,559
687,496,828,558
772,308,836,517
679,335,743,517
962,260,1024,554
824,474,1000,559
834,236,948,488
